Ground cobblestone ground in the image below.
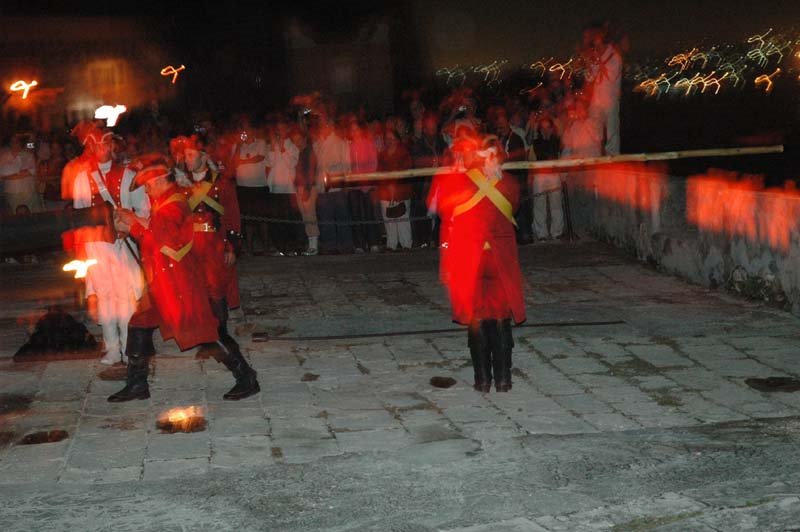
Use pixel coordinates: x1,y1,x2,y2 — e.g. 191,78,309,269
1,240,799,531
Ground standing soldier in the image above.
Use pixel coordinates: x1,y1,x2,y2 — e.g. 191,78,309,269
70,124,150,366
170,135,242,355
109,161,259,402
429,134,526,392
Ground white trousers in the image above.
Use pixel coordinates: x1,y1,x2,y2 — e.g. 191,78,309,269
380,200,412,250
532,173,563,239
84,239,143,357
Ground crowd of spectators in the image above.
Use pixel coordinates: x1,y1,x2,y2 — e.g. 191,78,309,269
1,23,623,257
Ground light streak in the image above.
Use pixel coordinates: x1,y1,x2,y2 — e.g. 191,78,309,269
667,48,698,72
754,68,780,93
548,58,573,80
160,64,186,84
746,28,773,49
63,259,97,279
9,79,38,99
435,66,467,86
528,58,554,76
94,104,127,127
699,71,728,94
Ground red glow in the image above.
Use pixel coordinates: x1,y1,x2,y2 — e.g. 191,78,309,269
590,163,667,212
9,79,38,99
687,170,800,252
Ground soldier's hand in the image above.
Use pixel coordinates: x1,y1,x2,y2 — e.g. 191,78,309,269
224,248,236,266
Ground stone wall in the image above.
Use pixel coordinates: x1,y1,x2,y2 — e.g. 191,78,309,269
564,165,800,316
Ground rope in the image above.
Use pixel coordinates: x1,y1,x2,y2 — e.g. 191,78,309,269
240,186,562,225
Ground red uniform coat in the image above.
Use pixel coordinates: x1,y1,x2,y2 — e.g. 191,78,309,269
429,167,526,325
128,186,218,350
182,170,241,308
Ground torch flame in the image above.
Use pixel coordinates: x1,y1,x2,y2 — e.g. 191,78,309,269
62,259,97,279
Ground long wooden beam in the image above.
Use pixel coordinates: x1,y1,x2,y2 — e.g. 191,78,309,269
325,144,784,187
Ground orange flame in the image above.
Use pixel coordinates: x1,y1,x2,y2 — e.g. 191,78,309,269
62,259,98,279
687,170,800,252
9,80,38,99
157,406,206,432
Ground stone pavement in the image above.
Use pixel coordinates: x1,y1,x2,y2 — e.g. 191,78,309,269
1,240,799,531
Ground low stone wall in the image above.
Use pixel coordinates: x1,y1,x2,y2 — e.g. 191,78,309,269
564,165,800,316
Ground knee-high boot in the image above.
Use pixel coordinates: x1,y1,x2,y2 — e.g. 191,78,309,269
108,327,154,402
468,320,494,392
492,319,514,392
206,299,260,400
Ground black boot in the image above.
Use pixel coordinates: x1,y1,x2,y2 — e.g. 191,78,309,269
108,327,154,402
211,337,260,401
492,319,514,392
468,320,494,392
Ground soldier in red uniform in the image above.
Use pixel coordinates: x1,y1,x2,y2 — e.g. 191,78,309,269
429,134,526,392
171,135,242,357
108,162,259,402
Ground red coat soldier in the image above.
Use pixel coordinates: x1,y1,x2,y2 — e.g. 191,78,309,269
429,134,526,392
171,136,242,356
108,161,259,403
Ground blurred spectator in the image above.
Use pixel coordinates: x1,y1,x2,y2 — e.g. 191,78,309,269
410,112,446,247
266,118,301,254
291,127,320,256
0,134,41,213
530,116,562,240
378,129,413,251
313,116,353,254
347,119,381,253
40,140,67,210
233,121,270,255
494,110,532,245
581,22,623,155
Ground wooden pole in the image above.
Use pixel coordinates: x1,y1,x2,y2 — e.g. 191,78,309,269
325,145,784,187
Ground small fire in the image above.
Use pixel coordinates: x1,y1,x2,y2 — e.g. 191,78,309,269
62,259,97,279
156,406,206,433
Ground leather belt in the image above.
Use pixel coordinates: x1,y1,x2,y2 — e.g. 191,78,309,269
193,222,217,232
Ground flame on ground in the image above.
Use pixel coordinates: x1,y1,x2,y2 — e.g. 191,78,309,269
156,406,207,433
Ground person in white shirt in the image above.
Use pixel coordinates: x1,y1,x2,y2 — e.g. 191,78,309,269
233,123,270,255
0,135,42,213
265,118,300,253
71,127,150,365
313,117,354,254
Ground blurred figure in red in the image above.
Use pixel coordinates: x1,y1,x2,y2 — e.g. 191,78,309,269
171,135,243,357
428,134,526,392
110,162,259,402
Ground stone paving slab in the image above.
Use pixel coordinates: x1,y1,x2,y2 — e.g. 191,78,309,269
1,240,799,529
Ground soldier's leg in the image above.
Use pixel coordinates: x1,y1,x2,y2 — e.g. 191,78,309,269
468,319,493,393
108,327,155,402
493,318,514,392
207,298,260,401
